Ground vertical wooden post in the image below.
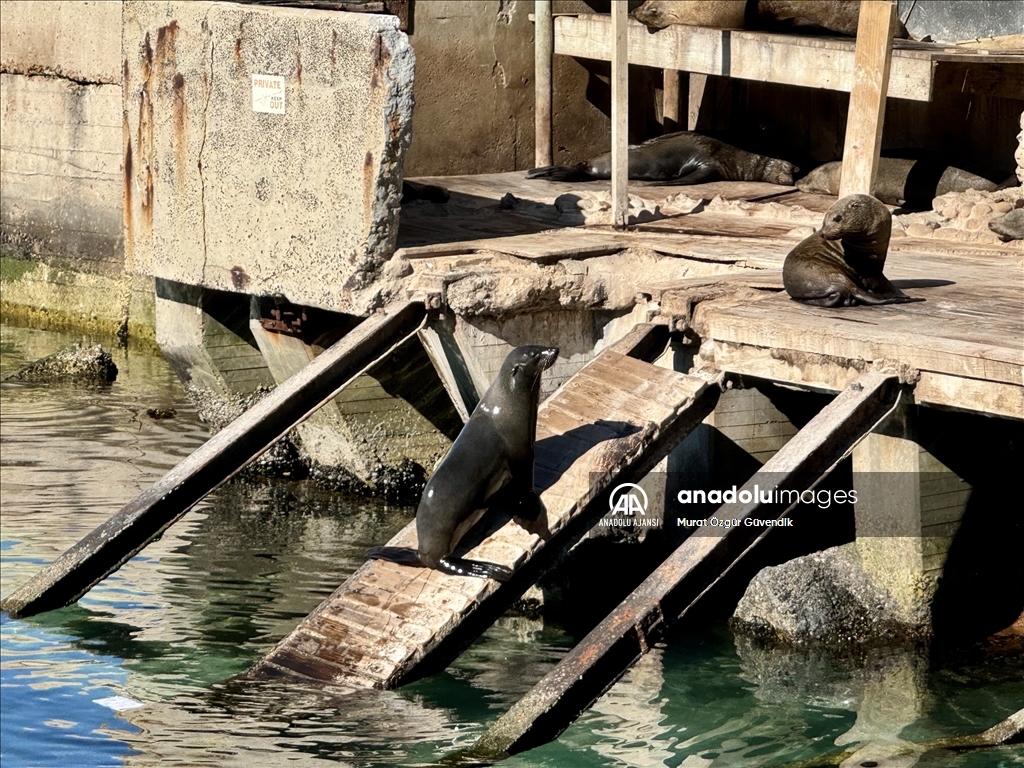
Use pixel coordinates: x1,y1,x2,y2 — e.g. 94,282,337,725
839,0,896,199
611,0,629,228
687,73,707,130
534,0,553,167
662,68,680,133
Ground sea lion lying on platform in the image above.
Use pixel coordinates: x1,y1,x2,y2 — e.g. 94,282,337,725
526,131,798,186
633,0,747,29
368,345,558,581
783,194,921,306
633,0,910,37
989,208,1024,241
796,158,1001,207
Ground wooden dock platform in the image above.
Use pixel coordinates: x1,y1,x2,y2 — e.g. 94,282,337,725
248,329,722,689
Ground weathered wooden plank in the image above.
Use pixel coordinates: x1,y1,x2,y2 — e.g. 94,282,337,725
469,371,901,758
248,325,721,689
535,0,553,167
0,302,427,619
554,14,935,101
839,0,897,198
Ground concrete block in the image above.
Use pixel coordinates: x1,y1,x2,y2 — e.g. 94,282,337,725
0,1,122,84
123,1,414,314
0,73,123,271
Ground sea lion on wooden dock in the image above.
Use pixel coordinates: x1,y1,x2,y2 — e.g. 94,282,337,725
526,131,798,186
368,345,559,581
633,0,747,29
633,0,910,37
797,158,999,206
754,1,909,38
783,194,921,306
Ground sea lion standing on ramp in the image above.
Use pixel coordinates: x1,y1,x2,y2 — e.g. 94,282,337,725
783,194,921,307
527,131,798,186
368,345,559,581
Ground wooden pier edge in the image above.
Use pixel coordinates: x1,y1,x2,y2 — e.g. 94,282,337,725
468,371,902,759
0,301,427,619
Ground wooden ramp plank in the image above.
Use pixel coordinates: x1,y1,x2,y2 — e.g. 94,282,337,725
0,302,427,619
469,371,901,759
249,330,722,690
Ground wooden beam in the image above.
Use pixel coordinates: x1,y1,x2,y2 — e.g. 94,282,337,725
662,68,680,133
469,371,901,758
0,302,427,619
553,14,936,102
839,0,897,198
687,72,707,131
534,0,553,167
611,0,629,229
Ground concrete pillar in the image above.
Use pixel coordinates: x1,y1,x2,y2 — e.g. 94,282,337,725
852,397,969,628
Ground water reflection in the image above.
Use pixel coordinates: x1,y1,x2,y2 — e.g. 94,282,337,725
2,323,1022,768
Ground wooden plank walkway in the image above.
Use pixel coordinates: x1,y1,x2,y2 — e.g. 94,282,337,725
248,333,722,690
702,246,1024,419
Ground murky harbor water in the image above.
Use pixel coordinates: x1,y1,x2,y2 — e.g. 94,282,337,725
1,323,1022,767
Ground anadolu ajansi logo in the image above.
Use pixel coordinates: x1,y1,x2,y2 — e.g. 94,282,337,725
608,483,648,517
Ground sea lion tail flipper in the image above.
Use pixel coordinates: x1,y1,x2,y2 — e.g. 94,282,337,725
849,287,924,306
525,164,592,182
438,557,514,582
366,546,425,567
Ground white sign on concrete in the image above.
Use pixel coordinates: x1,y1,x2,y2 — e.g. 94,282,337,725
251,74,285,114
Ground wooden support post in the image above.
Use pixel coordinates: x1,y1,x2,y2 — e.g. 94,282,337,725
469,372,901,758
0,302,427,619
839,0,897,198
687,72,707,131
611,0,629,228
534,0,553,167
662,68,680,133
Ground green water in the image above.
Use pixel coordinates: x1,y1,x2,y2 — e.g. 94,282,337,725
1,323,1022,767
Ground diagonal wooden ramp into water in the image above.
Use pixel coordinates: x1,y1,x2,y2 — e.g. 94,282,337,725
248,326,722,690
0,302,428,619
469,370,902,760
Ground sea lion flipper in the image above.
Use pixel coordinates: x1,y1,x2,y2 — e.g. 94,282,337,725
438,557,514,582
367,546,425,568
525,164,593,182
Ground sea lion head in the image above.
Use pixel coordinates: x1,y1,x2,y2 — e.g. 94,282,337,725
764,158,800,186
502,345,559,393
796,162,839,195
633,0,674,30
633,0,747,30
820,194,891,242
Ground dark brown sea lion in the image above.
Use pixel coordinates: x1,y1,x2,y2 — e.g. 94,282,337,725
368,345,558,581
797,159,999,206
526,131,798,186
633,0,909,37
989,208,1024,242
783,194,921,306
